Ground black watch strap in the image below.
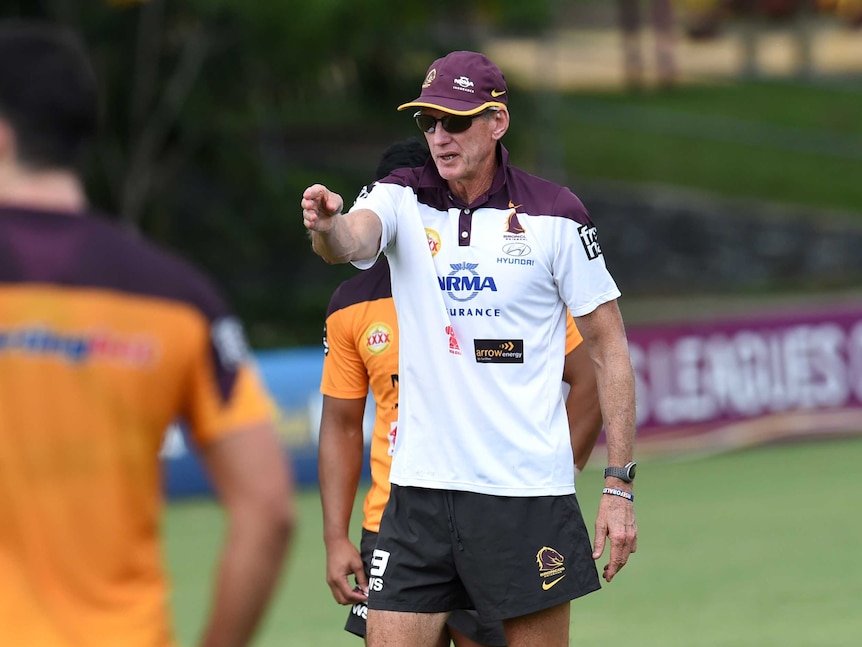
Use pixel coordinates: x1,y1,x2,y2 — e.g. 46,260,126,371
604,461,637,483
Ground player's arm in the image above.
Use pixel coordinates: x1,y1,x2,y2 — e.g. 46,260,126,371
301,183,381,263
562,342,603,474
196,420,295,647
318,394,369,604
575,299,638,583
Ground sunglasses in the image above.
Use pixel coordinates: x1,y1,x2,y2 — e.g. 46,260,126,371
413,108,497,134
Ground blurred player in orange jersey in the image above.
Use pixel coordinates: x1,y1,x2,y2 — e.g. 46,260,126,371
0,20,294,647
317,138,603,646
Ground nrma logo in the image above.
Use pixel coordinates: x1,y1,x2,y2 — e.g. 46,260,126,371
438,262,498,303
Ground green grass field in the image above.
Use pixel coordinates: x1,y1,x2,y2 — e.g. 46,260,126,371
515,80,862,217
165,436,862,646
312,80,862,220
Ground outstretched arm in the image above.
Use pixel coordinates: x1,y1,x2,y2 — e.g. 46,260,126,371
318,395,369,605
197,421,295,647
575,299,638,583
301,183,382,264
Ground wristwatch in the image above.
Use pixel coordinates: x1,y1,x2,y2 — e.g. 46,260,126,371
604,461,637,483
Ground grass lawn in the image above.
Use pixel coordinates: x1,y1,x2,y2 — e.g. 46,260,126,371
165,436,862,646
509,80,862,216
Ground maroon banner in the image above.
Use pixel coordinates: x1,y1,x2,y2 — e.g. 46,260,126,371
620,305,862,457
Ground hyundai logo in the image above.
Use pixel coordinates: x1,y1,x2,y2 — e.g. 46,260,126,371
502,242,531,257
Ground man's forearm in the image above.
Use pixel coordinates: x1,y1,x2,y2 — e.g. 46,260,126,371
577,301,636,471
311,215,359,264
319,429,364,544
311,209,382,264
598,357,636,470
198,510,291,647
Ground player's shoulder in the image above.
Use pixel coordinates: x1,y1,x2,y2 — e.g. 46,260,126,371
349,169,420,212
377,166,424,189
81,211,230,320
359,166,427,199
506,165,591,226
0,207,232,320
326,257,392,318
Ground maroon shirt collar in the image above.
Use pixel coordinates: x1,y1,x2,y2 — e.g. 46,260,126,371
417,143,510,210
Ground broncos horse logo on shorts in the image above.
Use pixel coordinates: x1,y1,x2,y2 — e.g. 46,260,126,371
536,546,567,591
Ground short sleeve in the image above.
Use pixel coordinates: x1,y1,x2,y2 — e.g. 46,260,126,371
320,306,370,399
350,181,403,270
183,317,276,448
551,188,621,317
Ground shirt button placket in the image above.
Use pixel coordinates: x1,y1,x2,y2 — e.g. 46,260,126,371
459,208,472,246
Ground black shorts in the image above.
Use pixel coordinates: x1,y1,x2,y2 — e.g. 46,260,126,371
345,529,507,646
366,485,601,622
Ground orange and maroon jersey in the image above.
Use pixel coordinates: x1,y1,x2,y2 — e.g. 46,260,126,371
320,257,582,532
0,206,274,647
320,258,399,533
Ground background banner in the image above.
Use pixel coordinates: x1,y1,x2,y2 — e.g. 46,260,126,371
163,306,862,497
627,305,862,457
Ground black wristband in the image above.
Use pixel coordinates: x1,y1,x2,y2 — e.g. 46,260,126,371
602,487,634,502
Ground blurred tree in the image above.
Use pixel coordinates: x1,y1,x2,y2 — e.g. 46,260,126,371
0,0,551,346
817,0,862,25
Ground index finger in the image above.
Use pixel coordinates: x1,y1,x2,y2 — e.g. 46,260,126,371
331,573,365,605
302,183,327,204
592,522,608,560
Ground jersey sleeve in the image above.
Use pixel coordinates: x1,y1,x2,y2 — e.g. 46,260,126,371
551,188,621,316
183,316,276,448
564,311,583,354
349,181,401,271
320,307,369,399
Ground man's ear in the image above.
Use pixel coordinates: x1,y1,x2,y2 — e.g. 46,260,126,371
491,108,510,141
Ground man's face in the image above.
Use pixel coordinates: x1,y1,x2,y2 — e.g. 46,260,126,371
420,109,501,185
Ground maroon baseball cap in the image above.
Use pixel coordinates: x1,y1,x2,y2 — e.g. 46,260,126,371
397,50,508,116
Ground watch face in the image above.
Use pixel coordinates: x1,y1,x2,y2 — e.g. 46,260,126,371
627,462,637,480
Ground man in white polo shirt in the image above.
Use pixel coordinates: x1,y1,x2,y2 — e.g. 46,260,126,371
302,50,638,647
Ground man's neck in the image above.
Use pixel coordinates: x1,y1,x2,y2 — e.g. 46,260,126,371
0,165,87,214
447,155,499,207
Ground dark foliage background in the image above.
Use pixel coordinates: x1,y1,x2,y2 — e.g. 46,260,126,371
0,0,551,346
4,0,861,344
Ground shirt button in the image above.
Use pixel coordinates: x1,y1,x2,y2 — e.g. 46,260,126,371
461,231,468,238
464,209,471,214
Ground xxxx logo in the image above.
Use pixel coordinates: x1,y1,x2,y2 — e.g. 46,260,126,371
364,323,393,354
426,228,442,257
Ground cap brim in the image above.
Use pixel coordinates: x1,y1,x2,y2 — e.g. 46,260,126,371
397,98,507,115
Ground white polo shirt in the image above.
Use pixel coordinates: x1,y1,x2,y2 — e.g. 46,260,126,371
351,146,620,496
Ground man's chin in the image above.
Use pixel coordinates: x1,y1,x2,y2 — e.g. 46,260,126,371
434,160,460,180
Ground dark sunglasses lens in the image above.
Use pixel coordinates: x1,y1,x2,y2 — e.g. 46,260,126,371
440,115,473,133
414,112,478,134
415,114,437,133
